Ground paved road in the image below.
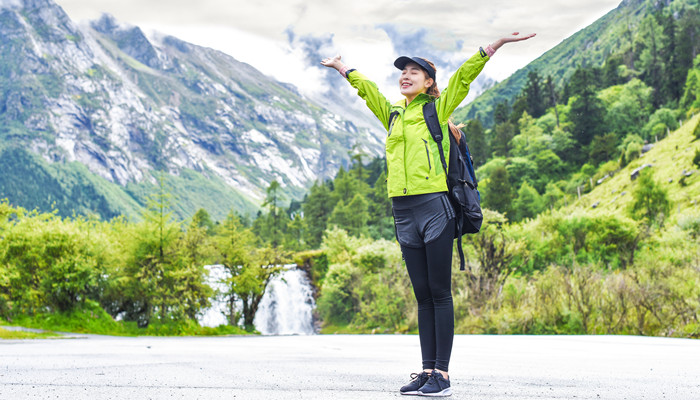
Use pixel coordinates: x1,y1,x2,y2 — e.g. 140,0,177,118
1,333,699,399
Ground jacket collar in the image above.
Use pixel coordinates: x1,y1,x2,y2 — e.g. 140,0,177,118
394,92,435,109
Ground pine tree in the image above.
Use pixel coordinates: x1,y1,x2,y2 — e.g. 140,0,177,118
509,95,528,126
661,13,682,103
569,85,606,146
588,133,619,166
491,122,516,158
367,169,394,240
602,54,624,87
562,66,601,104
482,165,513,217
349,144,368,185
636,15,665,107
284,213,306,251
302,181,335,248
493,100,511,124
680,61,700,112
524,70,546,118
191,208,215,234
261,180,285,248
677,8,700,86
464,119,488,167
545,75,560,127
345,194,370,237
332,166,361,203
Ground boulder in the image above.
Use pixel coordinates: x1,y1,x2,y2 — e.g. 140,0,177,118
631,164,653,180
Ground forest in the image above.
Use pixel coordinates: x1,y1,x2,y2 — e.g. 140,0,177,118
1,3,699,337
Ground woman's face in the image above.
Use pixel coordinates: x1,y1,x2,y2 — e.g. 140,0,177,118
399,62,433,99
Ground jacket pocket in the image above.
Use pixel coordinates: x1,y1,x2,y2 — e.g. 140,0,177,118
422,139,432,172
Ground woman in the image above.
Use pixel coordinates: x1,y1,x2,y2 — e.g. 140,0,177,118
321,32,535,397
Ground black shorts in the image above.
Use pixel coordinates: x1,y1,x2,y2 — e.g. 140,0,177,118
391,192,455,248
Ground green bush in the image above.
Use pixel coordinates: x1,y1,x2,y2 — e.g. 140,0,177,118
316,263,357,325
514,210,640,270
629,169,672,227
0,211,106,315
354,274,406,332
294,250,329,287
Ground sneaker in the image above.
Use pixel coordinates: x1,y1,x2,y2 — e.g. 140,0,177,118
417,370,452,397
399,371,430,395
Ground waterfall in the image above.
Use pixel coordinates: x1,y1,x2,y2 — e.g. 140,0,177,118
199,265,317,335
253,266,317,335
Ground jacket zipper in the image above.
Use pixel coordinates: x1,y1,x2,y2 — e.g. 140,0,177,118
422,139,432,171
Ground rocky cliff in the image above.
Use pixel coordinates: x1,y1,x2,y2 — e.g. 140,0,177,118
0,0,384,218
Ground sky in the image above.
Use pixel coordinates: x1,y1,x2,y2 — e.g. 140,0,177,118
53,0,623,99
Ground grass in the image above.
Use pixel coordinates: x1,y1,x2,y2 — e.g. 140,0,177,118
5,301,251,337
320,323,415,335
567,114,700,218
0,327,62,340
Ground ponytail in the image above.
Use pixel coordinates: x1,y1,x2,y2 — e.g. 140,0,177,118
448,122,464,142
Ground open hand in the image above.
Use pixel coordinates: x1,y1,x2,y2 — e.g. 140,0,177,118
502,32,536,43
492,32,536,50
320,55,344,70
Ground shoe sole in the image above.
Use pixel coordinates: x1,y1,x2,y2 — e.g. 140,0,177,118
417,387,453,397
400,391,420,395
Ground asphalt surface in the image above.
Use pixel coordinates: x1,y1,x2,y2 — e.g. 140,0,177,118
1,333,699,400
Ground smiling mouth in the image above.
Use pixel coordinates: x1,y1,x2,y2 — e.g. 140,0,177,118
401,82,412,89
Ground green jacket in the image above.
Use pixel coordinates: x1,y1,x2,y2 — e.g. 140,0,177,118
347,51,489,198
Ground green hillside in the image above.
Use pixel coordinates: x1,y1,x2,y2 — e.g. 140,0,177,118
0,146,258,221
454,0,699,127
567,114,700,217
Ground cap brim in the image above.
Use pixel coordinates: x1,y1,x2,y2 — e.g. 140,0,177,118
393,56,435,80
393,56,414,71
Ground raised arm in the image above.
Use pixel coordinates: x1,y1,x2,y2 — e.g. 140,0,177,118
320,55,393,131
489,32,537,51
436,32,536,123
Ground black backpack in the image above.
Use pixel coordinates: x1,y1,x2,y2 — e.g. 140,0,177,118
388,102,483,270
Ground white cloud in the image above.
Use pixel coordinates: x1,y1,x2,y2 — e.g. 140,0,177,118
54,0,622,95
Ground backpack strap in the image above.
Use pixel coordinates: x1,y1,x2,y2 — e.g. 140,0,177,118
422,102,448,176
422,101,466,271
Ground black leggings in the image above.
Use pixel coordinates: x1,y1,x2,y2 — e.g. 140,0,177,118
401,218,455,372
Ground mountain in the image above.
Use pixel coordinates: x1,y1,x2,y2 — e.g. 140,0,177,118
0,0,385,220
453,0,698,127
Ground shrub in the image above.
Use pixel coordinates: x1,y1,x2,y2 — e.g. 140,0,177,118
316,263,358,325
629,169,672,227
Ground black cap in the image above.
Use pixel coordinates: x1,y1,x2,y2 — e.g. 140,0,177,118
394,56,436,80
